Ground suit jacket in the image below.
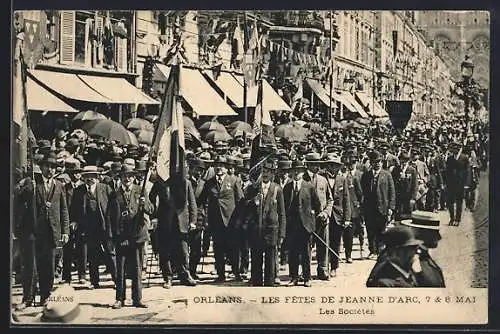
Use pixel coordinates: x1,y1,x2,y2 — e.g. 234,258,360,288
149,179,197,234
445,153,471,191
361,169,396,216
392,163,418,201
413,160,430,183
16,176,70,247
191,175,208,230
307,171,333,217
426,156,444,188
283,180,321,234
331,172,352,224
384,153,400,170
245,182,286,247
346,170,363,219
110,183,154,244
71,182,113,240
198,174,244,228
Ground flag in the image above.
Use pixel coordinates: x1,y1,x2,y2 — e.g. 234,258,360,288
386,100,413,132
243,19,259,87
249,79,276,183
230,22,244,69
291,75,303,110
13,32,29,178
153,62,186,184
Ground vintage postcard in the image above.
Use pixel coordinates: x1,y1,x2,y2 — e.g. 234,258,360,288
11,9,489,325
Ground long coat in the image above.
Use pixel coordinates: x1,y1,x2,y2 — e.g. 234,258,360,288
198,174,244,229
307,171,333,217
392,164,418,202
17,176,70,247
361,169,396,216
445,153,471,193
346,170,363,219
245,182,286,248
71,183,113,240
330,172,352,224
283,180,321,234
149,179,197,234
109,184,154,245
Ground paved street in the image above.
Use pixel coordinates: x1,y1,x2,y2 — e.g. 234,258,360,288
11,169,489,324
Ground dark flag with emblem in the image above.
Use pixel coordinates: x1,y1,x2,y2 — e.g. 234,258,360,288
386,100,413,132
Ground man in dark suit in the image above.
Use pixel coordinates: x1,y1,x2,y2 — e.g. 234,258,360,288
283,160,321,287
187,158,208,280
245,160,286,286
345,155,365,260
61,158,85,285
328,155,352,276
149,163,198,288
445,142,471,226
15,154,70,309
361,150,396,259
71,165,115,289
110,163,154,309
391,152,418,221
424,146,445,212
198,155,244,282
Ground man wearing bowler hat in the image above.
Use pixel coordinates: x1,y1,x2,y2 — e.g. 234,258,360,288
401,211,445,287
391,151,418,221
283,160,321,287
304,152,333,280
71,165,116,289
245,160,286,286
366,226,423,287
15,153,70,309
361,150,396,259
198,155,244,282
445,142,471,226
110,162,154,308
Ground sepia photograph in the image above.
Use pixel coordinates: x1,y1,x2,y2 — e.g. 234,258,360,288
11,9,489,325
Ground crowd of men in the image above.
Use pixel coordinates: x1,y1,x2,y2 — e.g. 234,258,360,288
12,112,489,310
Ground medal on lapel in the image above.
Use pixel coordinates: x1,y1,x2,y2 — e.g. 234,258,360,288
45,201,52,208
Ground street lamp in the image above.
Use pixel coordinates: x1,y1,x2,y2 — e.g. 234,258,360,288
461,55,474,79
454,55,480,132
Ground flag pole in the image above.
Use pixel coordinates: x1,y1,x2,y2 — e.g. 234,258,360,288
243,11,248,124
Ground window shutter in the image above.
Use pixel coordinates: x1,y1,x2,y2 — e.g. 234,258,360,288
59,10,75,64
114,37,128,72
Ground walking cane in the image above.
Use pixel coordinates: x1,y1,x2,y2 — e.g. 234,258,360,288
200,230,205,274
146,243,154,288
311,230,342,261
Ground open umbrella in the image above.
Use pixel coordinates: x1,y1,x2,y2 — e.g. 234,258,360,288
355,117,371,125
72,110,107,122
199,121,226,133
133,129,154,145
81,119,138,146
227,121,253,137
292,120,307,127
303,122,323,133
275,123,309,142
204,130,232,144
123,118,154,131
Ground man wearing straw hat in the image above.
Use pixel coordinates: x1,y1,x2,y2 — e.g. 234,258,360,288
71,165,115,290
110,161,154,309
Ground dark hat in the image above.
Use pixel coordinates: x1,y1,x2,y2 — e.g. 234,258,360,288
401,210,441,231
109,162,122,174
38,140,52,150
263,160,278,170
226,155,239,166
135,160,148,172
188,158,206,170
382,226,423,249
64,158,82,173
369,150,382,162
199,151,214,164
40,152,58,166
305,152,326,164
277,159,293,170
66,138,80,148
290,160,306,170
120,163,136,175
399,151,411,160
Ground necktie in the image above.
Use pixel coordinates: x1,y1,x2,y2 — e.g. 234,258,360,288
294,181,299,195
217,176,222,188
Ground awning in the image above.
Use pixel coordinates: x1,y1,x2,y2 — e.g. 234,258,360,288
154,63,171,81
28,69,111,103
305,78,331,106
78,75,160,105
204,71,248,108
355,92,388,118
334,91,369,118
232,74,292,112
26,76,78,113
180,67,237,116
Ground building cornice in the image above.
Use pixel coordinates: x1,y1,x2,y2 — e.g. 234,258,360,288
35,63,139,77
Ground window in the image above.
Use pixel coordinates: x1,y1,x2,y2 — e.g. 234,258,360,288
74,12,92,64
